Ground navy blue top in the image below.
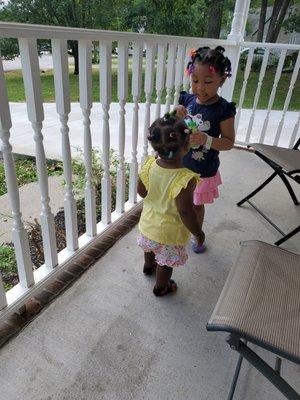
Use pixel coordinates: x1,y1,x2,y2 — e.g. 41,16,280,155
179,91,236,177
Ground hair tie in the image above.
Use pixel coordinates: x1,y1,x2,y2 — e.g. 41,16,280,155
185,64,195,76
188,48,197,57
169,132,177,139
209,66,216,74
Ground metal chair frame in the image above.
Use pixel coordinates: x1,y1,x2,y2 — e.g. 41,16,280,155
237,138,300,245
207,241,300,399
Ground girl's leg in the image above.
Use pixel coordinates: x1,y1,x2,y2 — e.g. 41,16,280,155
194,204,205,233
143,251,156,275
153,265,177,296
192,204,206,253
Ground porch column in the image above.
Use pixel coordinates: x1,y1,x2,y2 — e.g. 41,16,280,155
222,0,251,101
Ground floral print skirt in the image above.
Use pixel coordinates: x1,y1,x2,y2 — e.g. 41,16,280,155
137,233,188,268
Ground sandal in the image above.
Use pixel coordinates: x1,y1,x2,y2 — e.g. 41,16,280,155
153,279,177,296
192,242,206,254
143,262,157,276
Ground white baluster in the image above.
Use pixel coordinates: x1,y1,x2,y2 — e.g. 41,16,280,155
116,41,129,214
0,55,34,287
174,44,186,106
235,47,254,130
155,43,167,119
245,48,270,144
99,41,112,224
165,43,177,114
0,275,6,310
143,42,156,162
183,49,190,93
274,51,300,146
289,113,300,148
129,42,143,204
259,50,287,143
19,38,58,269
79,40,96,237
52,39,78,251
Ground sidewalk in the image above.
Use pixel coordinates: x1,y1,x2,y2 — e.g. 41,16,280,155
8,103,299,160
0,175,65,245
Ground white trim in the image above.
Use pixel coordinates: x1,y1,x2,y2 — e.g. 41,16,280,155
242,41,300,51
0,22,237,45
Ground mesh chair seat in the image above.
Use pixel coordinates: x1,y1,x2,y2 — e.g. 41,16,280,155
207,241,300,364
250,143,300,174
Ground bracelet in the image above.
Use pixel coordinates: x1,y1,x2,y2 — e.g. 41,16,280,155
204,133,213,150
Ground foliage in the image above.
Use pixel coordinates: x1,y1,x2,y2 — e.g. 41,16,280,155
0,0,125,29
120,0,201,36
283,7,300,32
0,245,18,290
118,0,236,38
0,148,131,288
71,147,130,211
0,0,237,46
0,0,128,73
0,158,63,196
0,38,19,60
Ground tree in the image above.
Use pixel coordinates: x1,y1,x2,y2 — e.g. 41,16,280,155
252,0,299,42
119,0,205,37
266,0,292,42
0,0,127,74
257,0,268,41
0,38,19,60
207,0,225,38
118,0,236,38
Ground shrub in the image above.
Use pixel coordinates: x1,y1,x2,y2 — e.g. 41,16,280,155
0,245,18,290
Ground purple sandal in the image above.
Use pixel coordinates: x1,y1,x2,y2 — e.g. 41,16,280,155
192,240,206,254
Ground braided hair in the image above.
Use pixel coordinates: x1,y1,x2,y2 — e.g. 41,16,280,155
148,113,190,160
185,46,232,77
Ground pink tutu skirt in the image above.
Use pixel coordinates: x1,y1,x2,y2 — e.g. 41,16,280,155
194,170,222,205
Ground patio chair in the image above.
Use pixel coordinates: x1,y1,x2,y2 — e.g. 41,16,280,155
207,240,300,400
237,138,300,246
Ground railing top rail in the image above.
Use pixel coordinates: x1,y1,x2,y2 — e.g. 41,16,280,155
242,41,300,51
0,22,238,46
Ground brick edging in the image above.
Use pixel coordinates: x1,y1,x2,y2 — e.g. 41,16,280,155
0,204,142,348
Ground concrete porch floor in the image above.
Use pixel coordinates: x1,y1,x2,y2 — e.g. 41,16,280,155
0,149,299,400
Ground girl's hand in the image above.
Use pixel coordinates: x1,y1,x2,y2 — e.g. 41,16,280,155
190,131,207,147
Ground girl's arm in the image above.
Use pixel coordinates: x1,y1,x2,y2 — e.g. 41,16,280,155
137,178,147,198
190,117,235,151
175,178,204,242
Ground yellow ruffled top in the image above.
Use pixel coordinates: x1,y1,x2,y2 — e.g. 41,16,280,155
139,156,200,245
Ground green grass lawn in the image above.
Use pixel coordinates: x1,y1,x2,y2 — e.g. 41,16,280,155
4,66,299,110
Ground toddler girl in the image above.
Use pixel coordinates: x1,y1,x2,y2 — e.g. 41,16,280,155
177,46,236,253
137,114,204,296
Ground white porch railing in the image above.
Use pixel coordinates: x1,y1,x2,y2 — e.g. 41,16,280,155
0,21,299,323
